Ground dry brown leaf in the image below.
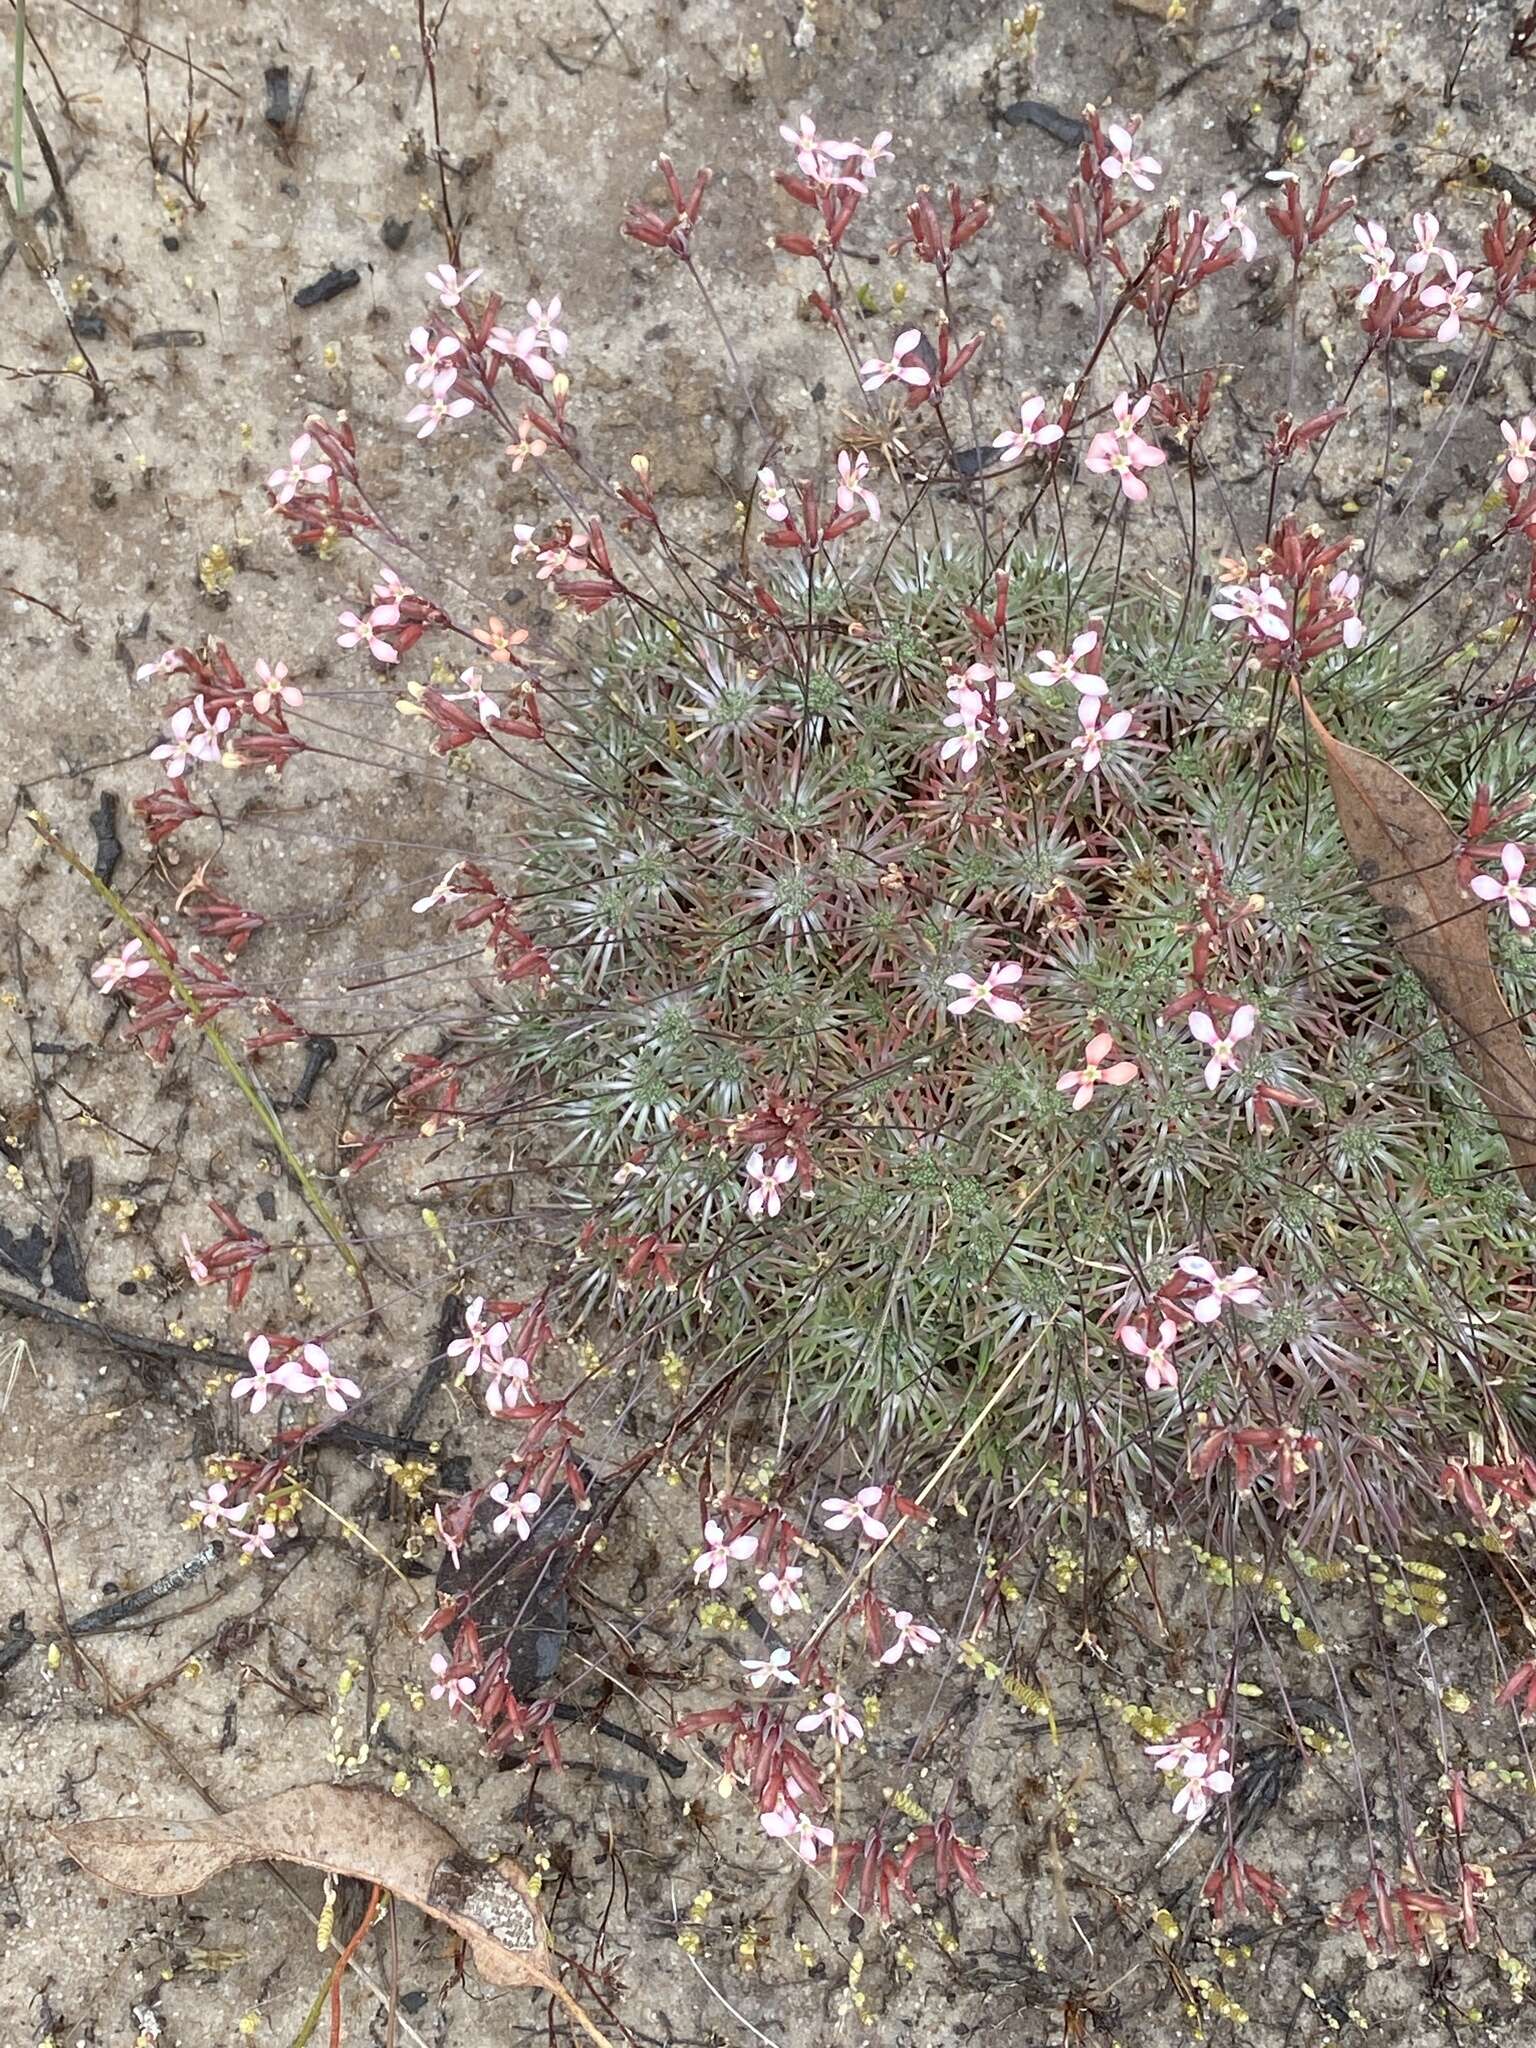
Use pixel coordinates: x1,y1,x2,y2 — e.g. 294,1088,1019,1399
53,1781,616,2045
1299,691,1536,1195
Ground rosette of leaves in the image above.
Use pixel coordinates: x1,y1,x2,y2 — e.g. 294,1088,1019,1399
492,545,1536,1532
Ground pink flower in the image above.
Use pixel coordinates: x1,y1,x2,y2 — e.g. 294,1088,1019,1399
1353,220,1404,309
429,1650,476,1711
447,1297,511,1377
489,1483,542,1541
231,1335,294,1417
1071,697,1133,776
760,1801,833,1864
947,661,1014,705
1326,568,1366,648
835,448,881,522
1119,1317,1180,1393
91,938,152,993
1029,628,1106,697
1470,842,1536,930
1421,266,1481,343
1098,121,1162,193
505,415,549,470
190,1480,248,1530
482,1352,532,1418
741,1646,797,1689
820,1485,889,1541
797,1690,864,1746
1211,575,1290,643
425,262,483,309
992,394,1064,465
251,659,302,714
940,687,1000,775
1085,391,1166,504
945,962,1025,1024
745,1149,797,1219
1145,1735,1235,1822
518,295,568,359
1202,189,1257,263
1188,1004,1257,1090
1177,1256,1264,1322
413,864,465,914
1403,210,1450,279
879,1611,941,1664
267,432,332,506
1501,416,1536,487
404,327,462,389
287,1343,360,1413
239,1520,278,1560
694,1517,758,1589
486,323,553,382
151,696,230,778
758,1566,807,1617
757,468,791,523
405,368,476,437
859,328,930,392
820,129,894,186
336,610,399,664
1057,1031,1139,1110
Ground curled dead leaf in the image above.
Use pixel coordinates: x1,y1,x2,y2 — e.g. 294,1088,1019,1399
1298,690,1536,1196
52,1781,616,2045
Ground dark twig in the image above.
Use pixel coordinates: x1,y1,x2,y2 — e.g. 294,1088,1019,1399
396,1291,463,1440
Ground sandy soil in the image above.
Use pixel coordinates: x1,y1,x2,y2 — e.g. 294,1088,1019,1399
5,1,1536,2042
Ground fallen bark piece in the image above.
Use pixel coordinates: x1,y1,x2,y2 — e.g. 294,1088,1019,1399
1300,691,1536,1196
54,1782,616,2042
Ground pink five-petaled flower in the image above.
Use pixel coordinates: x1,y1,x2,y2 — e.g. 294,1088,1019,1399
1119,1317,1180,1393
1145,1735,1235,1822
151,696,230,779
1403,210,1450,279
429,1651,476,1709
267,432,332,506
744,1148,797,1219
1421,266,1482,343
1202,189,1257,263
1328,569,1366,648
1098,120,1162,192
757,467,791,522
336,610,399,664
91,938,152,994
488,1483,542,1541
1071,697,1133,776
760,1801,833,1864
1176,1255,1264,1322
190,1479,248,1530
1471,842,1536,929
992,394,1064,466
232,1333,303,1414
820,129,895,188
1188,1004,1257,1091
1211,574,1290,643
940,687,997,775
835,448,881,521
425,262,483,309
879,1611,941,1665
741,1645,797,1689
1085,391,1166,504
945,962,1025,1023
797,1690,864,1746
287,1342,361,1413
447,1296,510,1377
1029,628,1106,697
251,658,302,714
694,1517,758,1589
518,296,568,359
821,1485,889,1541
240,1520,278,1560
758,1565,807,1617
405,367,476,438
858,328,930,392
1057,1031,1139,1111
404,327,462,389
1501,416,1536,487
1353,220,1404,309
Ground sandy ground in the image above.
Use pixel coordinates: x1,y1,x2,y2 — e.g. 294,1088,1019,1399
5,0,1536,2042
